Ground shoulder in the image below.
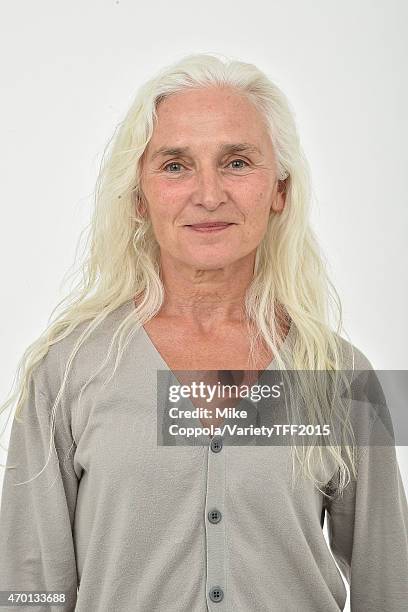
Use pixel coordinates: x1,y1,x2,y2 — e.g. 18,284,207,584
332,332,386,442
332,331,375,371
33,300,135,398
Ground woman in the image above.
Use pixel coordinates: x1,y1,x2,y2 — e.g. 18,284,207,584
0,53,407,611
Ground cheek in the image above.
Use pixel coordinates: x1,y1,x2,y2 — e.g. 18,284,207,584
235,192,271,245
232,174,271,207
155,177,187,200
239,189,271,224
148,181,187,218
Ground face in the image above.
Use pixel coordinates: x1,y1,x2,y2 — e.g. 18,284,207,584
139,86,286,270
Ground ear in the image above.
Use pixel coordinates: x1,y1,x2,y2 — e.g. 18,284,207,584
270,179,287,214
138,197,148,217
134,189,148,218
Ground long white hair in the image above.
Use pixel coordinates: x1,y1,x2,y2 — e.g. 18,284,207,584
1,52,360,498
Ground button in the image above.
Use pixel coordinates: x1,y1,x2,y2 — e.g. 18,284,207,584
208,509,222,524
209,586,224,602
210,436,223,453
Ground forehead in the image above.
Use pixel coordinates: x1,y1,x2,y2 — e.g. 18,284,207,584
147,86,271,151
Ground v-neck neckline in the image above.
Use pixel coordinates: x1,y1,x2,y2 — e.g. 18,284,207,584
121,298,296,443
124,297,296,377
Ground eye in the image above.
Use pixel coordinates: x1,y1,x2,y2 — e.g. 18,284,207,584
163,161,184,173
227,158,249,170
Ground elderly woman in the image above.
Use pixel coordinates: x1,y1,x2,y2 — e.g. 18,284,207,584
0,53,407,612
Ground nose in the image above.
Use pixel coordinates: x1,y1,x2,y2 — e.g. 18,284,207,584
191,165,227,210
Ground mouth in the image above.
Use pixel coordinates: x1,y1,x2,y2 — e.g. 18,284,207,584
185,222,235,233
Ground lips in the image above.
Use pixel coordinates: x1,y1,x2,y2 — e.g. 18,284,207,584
186,222,234,234
188,222,233,228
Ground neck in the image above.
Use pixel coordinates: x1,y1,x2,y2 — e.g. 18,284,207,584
155,251,256,328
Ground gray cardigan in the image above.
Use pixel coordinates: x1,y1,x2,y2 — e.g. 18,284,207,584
0,299,407,611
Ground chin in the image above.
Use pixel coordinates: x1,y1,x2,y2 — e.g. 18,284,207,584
183,254,239,269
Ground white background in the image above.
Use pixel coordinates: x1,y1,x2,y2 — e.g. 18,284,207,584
0,2,407,609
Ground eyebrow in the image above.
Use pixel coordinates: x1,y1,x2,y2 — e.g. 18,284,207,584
149,142,262,162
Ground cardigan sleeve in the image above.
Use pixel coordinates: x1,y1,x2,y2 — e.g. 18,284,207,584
0,367,79,611
324,409,408,611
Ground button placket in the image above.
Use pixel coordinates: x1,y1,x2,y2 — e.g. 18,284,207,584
205,436,227,609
